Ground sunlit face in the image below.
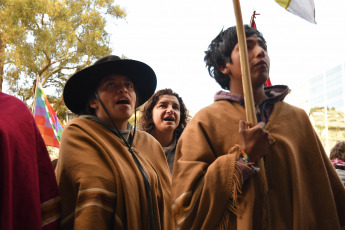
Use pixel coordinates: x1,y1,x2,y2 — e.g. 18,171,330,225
222,34,270,90
152,94,181,134
90,74,136,130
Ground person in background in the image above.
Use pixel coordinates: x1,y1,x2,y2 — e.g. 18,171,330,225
0,92,60,230
56,55,173,229
139,88,189,173
171,25,345,229
330,141,345,186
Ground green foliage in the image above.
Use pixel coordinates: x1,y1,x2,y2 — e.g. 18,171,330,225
129,105,143,126
0,0,126,122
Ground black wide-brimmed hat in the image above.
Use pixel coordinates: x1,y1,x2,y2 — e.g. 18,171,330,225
63,55,157,114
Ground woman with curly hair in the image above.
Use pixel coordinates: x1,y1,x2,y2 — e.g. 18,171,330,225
139,88,189,173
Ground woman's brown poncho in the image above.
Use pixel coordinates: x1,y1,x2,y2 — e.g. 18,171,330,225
56,117,174,229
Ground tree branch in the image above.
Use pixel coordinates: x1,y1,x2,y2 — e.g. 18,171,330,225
38,50,52,84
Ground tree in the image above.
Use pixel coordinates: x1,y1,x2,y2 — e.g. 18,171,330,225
0,0,126,120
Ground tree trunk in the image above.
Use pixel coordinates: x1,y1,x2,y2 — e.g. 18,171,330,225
0,35,5,92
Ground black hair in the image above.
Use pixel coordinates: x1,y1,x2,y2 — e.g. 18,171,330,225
80,94,97,116
330,141,345,162
79,77,103,116
204,25,266,90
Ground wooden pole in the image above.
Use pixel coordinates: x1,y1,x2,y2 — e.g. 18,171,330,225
232,0,269,193
32,76,40,115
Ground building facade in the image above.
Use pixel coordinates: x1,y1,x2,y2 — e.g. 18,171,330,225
308,63,345,154
285,62,345,155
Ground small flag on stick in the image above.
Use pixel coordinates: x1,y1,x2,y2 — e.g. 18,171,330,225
250,11,272,87
34,83,63,148
250,11,259,29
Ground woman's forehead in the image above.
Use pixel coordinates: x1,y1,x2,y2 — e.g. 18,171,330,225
158,94,179,104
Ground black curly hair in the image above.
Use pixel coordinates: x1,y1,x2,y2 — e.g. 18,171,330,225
204,25,266,90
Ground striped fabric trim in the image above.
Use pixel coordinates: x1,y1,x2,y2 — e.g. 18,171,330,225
173,179,205,228
172,177,205,227
78,187,116,197
41,196,61,227
173,191,193,226
61,188,117,226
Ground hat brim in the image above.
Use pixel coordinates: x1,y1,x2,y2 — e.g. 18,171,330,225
63,59,157,114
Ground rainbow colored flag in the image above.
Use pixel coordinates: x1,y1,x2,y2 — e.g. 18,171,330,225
34,82,63,148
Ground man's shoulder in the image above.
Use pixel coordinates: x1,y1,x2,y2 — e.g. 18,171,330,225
0,93,33,125
276,101,308,116
196,100,233,115
0,92,31,113
187,100,242,128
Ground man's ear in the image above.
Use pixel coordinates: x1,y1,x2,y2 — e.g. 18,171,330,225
219,63,231,75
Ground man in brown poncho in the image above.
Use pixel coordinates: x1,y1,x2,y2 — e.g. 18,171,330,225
171,25,345,229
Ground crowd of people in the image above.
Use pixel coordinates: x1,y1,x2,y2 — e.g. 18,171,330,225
2,25,345,230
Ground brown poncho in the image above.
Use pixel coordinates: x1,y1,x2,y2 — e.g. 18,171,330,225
56,117,174,229
172,100,345,230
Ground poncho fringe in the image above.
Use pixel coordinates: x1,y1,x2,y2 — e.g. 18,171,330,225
217,144,257,229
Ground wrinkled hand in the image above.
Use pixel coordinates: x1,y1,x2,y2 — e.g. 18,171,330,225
238,120,271,163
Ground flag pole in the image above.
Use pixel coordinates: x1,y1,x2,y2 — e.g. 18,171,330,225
32,75,40,115
232,0,269,193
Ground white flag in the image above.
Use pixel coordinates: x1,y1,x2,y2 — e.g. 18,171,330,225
275,0,316,24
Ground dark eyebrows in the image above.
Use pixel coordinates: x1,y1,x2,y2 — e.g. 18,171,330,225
157,100,180,107
246,37,267,50
100,76,116,85
257,39,267,50
246,39,254,43
173,102,180,107
157,101,168,105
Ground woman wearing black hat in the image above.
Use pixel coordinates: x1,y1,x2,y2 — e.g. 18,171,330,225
55,56,174,230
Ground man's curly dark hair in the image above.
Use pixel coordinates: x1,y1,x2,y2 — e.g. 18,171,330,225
139,88,189,139
204,25,266,90
330,141,345,161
